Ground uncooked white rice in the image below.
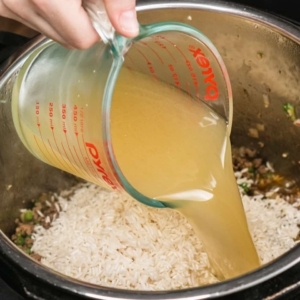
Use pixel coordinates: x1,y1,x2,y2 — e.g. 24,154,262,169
31,172,300,290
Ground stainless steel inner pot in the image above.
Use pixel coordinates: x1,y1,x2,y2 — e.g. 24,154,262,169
1,0,300,299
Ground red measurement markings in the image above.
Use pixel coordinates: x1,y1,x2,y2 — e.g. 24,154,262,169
80,108,84,134
64,133,81,173
158,36,188,60
50,125,70,171
72,105,91,177
73,104,78,135
76,134,95,176
185,59,194,72
102,140,121,190
140,41,164,64
73,145,90,178
168,64,180,88
187,58,200,97
60,103,79,174
33,135,48,162
79,107,103,180
136,49,158,81
35,101,54,164
189,45,219,101
152,36,177,62
81,134,104,182
186,58,199,91
35,101,41,123
47,138,67,170
85,142,118,190
121,53,139,76
47,102,66,168
78,107,96,177
190,71,200,97
60,142,78,174
155,36,199,96
186,82,191,97
35,101,40,128
61,103,67,130
49,102,54,119
76,133,97,178
125,53,135,67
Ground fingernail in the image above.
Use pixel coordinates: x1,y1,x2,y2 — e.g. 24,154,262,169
119,10,139,35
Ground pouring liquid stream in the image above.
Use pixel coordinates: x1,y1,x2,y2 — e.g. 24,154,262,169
111,68,260,280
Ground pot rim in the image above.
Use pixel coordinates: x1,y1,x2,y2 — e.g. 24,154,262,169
1,0,300,299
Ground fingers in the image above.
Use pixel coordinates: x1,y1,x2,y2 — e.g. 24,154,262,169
35,0,100,49
0,0,139,50
104,0,139,38
1,0,100,49
0,0,74,48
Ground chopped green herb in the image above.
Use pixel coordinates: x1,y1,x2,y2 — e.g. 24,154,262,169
239,182,250,193
15,236,25,246
283,103,297,121
248,166,255,174
20,210,34,223
23,210,33,222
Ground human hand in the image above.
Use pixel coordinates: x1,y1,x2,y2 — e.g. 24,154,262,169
0,0,138,49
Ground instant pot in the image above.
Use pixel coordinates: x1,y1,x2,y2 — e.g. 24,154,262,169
1,0,300,299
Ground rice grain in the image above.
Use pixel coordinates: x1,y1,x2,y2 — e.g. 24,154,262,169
31,175,300,290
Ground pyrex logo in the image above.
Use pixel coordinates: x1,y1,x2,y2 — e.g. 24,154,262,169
189,46,219,101
85,142,117,190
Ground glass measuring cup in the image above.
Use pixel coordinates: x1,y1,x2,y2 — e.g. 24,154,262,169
11,3,233,208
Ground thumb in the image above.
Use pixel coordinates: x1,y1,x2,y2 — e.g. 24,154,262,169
103,0,139,37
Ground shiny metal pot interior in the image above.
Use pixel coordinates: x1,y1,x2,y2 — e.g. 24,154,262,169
1,0,300,299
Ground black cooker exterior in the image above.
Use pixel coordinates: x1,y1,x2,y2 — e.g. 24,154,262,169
1,0,300,299
2,247,300,300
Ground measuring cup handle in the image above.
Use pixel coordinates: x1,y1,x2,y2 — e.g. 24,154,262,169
83,0,115,44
